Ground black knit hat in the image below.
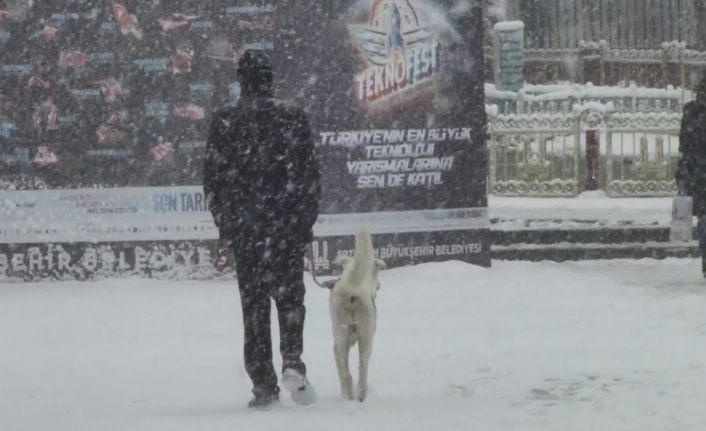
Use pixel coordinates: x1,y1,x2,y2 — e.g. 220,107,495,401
236,49,273,91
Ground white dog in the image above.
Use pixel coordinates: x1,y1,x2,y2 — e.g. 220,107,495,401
329,229,385,401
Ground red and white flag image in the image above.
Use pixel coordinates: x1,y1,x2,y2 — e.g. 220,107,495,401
42,24,60,42
58,50,88,70
113,3,143,40
33,146,58,166
172,45,194,75
97,125,126,145
150,136,173,161
95,77,124,104
173,103,205,121
32,100,58,133
158,13,199,32
28,74,51,90
97,111,127,145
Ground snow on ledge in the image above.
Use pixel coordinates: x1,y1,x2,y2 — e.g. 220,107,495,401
485,82,691,102
493,21,525,32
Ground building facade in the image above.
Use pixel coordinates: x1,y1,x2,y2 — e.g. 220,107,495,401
500,0,705,50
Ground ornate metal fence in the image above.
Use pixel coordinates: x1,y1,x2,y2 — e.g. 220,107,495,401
488,107,682,197
488,111,581,197
604,113,681,197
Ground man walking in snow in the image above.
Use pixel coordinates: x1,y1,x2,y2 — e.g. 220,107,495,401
677,74,706,277
203,50,320,408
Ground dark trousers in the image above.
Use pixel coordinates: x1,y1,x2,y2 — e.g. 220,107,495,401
233,239,307,397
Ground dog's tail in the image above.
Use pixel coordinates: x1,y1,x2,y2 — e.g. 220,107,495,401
348,228,375,285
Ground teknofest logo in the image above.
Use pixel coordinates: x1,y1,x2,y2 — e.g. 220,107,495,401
347,0,441,111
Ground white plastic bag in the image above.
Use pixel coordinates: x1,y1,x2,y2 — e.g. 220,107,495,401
669,195,693,242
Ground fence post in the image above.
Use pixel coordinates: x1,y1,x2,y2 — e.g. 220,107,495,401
585,128,600,191
605,114,613,190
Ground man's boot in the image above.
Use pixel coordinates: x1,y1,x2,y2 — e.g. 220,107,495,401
247,386,280,409
282,368,316,406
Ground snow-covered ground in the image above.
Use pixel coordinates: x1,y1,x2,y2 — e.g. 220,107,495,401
490,194,673,229
2,259,706,431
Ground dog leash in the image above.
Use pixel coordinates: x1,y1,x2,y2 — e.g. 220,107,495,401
308,247,337,290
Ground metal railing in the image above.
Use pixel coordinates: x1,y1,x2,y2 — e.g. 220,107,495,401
488,106,682,197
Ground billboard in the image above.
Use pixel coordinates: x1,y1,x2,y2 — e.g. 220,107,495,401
277,1,490,269
0,0,489,279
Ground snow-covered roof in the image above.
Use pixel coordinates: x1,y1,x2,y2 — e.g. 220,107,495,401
493,21,525,32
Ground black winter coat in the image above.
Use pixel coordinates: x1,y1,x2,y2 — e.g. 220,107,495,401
203,97,321,248
677,100,706,216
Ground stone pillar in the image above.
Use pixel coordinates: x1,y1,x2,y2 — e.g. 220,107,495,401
493,21,525,91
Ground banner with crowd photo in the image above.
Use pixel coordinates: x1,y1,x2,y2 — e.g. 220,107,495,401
0,0,489,280
0,0,274,188
277,0,490,271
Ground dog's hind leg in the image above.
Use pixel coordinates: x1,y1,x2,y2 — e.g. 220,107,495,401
357,335,373,402
334,340,354,400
